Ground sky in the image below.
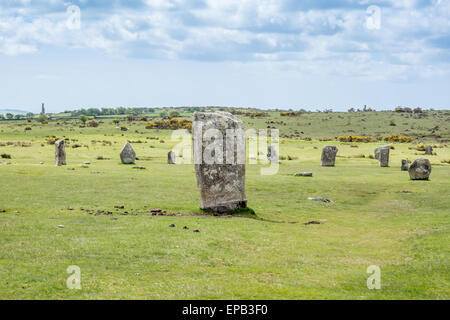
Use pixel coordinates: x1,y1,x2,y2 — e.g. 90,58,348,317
0,0,449,113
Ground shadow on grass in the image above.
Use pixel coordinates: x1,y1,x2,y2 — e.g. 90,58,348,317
201,207,297,224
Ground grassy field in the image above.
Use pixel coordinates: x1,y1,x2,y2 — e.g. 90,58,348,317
0,110,449,299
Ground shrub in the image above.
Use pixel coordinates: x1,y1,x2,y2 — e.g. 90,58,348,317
280,111,303,117
46,137,57,145
1,153,11,159
338,136,375,143
87,120,99,127
384,135,413,143
145,118,192,130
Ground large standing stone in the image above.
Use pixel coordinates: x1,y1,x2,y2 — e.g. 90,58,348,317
425,146,433,155
409,158,432,180
55,139,66,166
375,146,390,167
120,141,136,164
193,112,247,213
267,145,278,163
321,146,338,167
401,159,409,171
168,151,176,164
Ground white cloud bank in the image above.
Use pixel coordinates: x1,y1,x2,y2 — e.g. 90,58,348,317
0,0,449,80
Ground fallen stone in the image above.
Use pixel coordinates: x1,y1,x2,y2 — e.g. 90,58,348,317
132,166,146,170
295,172,313,177
58,225,64,228
308,197,333,203
304,221,321,225
169,224,175,228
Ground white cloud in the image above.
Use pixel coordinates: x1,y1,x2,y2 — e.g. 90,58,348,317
0,0,449,80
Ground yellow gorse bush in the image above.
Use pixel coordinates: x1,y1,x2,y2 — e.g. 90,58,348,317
145,118,192,130
384,134,413,143
338,136,375,143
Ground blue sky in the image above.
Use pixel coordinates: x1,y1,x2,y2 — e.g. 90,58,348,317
0,0,449,113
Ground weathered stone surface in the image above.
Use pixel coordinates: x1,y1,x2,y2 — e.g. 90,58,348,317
267,146,278,163
55,139,66,166
321,146,338,167
168,151,176,164
193,112,247,213
409,158,432,180
425,146,433,155
401,159,409,171
375,146,390,167
120,141,136,164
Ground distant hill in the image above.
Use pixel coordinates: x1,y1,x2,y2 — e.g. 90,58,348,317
0,109,30,115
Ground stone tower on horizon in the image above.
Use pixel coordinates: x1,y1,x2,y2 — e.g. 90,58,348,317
41,103,45,114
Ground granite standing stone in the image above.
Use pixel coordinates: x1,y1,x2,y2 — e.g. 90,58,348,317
55,139,66,166
120,141,136,164
321,146,338,167
409,158,432,180
193,112,247,213
375,146,390,167
168,151,176,164
401,159,409,171
267,145,278,163
425,146,433,155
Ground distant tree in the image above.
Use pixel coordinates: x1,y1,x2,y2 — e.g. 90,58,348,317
113,119,120,125
5,113,13,119
0,114,5,120
79,115,88,125
14,114,22,120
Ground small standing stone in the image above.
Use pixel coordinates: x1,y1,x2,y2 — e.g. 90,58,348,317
409,158,432,180
425,146,433,155
55,139,66,166
120,141,136,164
321,146,338,167
168,151,176,164
375,146,390,167
267,146,278,163
401,160,409,171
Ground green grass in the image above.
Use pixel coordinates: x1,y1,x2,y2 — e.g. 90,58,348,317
0,112,449,299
